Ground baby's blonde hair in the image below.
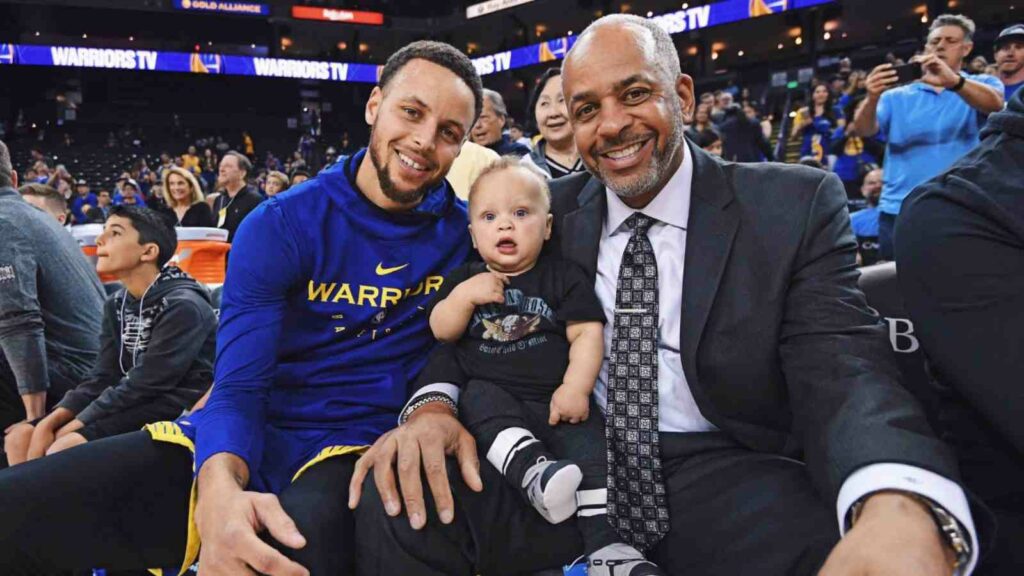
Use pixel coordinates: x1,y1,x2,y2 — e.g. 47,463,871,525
468,156,551,213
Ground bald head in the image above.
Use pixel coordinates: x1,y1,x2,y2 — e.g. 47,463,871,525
565,15,682,87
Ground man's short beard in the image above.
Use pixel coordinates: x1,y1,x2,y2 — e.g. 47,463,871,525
368,124,440,205
587,99,686,200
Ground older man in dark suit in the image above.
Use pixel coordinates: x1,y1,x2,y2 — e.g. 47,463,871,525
352,15,980,576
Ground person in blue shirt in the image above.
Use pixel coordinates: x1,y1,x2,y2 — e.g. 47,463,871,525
0,40,484,576
69,179,97,224
849,168,883,266
994,24,1024,102
852,13,1004,260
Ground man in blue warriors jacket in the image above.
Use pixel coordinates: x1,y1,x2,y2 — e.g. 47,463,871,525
0,40,482,576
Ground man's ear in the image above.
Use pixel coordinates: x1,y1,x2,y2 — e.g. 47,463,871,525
12,169,18,188
366,86,383,126
140,243,160,265
676,74,696,124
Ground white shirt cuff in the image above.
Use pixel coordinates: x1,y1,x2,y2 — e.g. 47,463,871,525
836,463,978,575
398,383,461,425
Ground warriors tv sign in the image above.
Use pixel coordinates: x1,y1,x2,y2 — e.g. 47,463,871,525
291,6,385,26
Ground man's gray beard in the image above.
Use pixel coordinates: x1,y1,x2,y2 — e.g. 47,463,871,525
367,125,440,205
591,106,686,200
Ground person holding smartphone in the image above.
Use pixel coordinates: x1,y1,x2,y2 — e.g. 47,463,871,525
851,13,1004,260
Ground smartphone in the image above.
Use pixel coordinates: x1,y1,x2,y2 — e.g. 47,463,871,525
892,62,923,85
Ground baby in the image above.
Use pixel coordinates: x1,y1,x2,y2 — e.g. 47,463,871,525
420,157,665,575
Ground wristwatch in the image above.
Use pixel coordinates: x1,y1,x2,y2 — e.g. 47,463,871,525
950,75,967,92
850,492,971,574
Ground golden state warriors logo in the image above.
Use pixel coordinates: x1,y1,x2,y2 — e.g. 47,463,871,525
750,0,787,17
539,38,569,63
181,0,191,7
190,53,222,74
0,44,15,65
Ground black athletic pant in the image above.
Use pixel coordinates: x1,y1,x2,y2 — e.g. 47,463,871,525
0,431,358,575
460,379,619,554
358,431,839,575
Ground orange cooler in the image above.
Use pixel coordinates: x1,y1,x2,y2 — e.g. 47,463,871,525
173,227,231,284
71,224,119,282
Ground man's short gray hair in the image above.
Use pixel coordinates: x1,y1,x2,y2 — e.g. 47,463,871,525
0,140,12,188
568,14,682,85
482,89,508,119
929,13,976,42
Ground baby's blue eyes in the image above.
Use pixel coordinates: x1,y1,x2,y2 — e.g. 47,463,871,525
515,209,528,218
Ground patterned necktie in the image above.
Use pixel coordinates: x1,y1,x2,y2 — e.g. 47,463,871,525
606,212,670,552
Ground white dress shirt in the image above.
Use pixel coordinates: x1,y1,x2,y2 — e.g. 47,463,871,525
409,147,978,572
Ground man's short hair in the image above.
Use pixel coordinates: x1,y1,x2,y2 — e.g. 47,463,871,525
930,14,976,42
18,183,67,216
0,140,13,188
379,40,484,123
468,156,551,212
569,14,682,86
483,89,508,119
109,205,178,269
224,150,252,176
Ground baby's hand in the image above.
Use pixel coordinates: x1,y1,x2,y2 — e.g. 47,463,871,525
549,385,590,426
453,271,508,307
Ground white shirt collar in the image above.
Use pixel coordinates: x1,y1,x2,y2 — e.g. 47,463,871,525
604,145,692,235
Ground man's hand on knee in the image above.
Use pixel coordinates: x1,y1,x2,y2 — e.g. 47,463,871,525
3,422,34,465
819,492,956,576
197,454,309,576
348,402,482,530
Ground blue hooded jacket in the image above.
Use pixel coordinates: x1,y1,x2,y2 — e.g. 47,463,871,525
183,149,470,492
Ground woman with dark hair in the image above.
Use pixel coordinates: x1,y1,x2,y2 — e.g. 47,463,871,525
526,68,585,178
790,83,844,163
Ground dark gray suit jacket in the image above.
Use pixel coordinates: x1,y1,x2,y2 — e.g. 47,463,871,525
548,143,960,504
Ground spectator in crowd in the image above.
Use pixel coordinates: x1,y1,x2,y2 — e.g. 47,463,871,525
22,167,37,183
507,119,533,150
182,145,202,176
447,140,500,200
114,178,146,207
994,24,1024,101
0,39,482,575
18,183,69,226
838,70,868,111
4,205,218,466
711,90,733,123
157,152,174,180
685,102,718,139
210,150,262,242
32,162,50,184
967,55,989,75
527,68,585,178
70,179,97,224
699,91,715,109
717,100,775,162
829,74,847,96
744,100,774,141
830,100,885,199
289,168,310,187
850,168,882,266
338,131,355,155
691,127,723,156
472,89,531,157
361,15,982,576
0,140,105,444
854,13,1004,260
87,189,112,223
47,164,74,199
896,86,1024,575
791,83,843,164
264,170,289,197
161,166,215,228
200,147,218,190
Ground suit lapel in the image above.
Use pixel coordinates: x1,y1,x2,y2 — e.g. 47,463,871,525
681,145,739,378
560,176,606,278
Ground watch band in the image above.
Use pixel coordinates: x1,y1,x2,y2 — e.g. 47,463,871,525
951,75,967,92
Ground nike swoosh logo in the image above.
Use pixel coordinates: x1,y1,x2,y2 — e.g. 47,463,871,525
376,262,410,276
